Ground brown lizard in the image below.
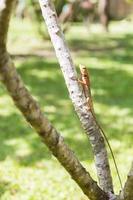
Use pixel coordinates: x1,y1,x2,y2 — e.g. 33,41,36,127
77,64,123,189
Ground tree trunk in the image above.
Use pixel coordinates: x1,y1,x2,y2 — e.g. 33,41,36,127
98,0,110,31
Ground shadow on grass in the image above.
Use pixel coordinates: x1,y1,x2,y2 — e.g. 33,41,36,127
69,33,133,65
0,112,93,166
0,113,51,161
91,67,133,110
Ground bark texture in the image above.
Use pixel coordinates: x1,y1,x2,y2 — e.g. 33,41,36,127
121,162,133,200
0,0,15,49
39,0,113,193
0,0,109,199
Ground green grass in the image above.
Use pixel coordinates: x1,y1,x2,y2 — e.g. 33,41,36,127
0,18,133,199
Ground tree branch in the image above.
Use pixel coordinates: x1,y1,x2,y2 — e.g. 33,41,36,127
0,0,14,49
0,1,109,199
120,162,133,200
38,0,113,193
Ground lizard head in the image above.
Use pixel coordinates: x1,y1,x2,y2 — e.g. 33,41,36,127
79,64,88,76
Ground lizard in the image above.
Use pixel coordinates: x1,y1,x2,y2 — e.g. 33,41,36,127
75,64,123,189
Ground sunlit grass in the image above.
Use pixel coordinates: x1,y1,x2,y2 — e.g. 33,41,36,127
0,18,133,199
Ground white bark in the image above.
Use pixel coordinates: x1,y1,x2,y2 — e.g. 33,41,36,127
39,0,113,193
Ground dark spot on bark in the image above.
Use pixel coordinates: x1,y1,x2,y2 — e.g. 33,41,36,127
39,130,46,138
88,127,94,134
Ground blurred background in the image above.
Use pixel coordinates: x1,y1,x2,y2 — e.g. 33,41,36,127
0,0,133,199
